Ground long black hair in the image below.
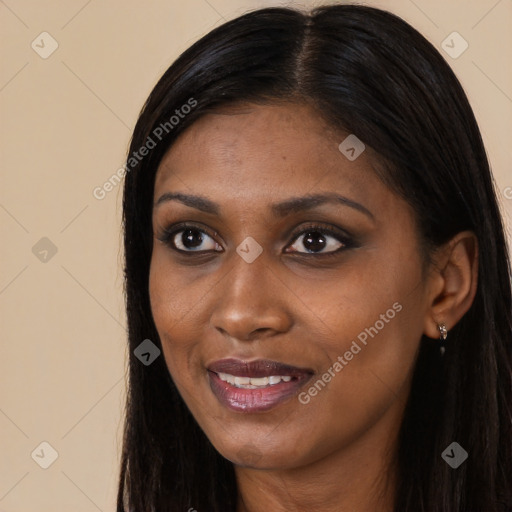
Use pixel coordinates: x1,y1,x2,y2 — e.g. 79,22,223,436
118,5,512,511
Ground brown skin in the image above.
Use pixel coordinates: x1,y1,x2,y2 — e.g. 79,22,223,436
149,103,478,512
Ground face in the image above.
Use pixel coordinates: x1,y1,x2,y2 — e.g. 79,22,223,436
149,102,432,470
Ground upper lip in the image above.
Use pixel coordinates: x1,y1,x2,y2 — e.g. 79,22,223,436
207,358,314,378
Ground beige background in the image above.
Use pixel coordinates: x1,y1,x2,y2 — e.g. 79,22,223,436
1,0,511,510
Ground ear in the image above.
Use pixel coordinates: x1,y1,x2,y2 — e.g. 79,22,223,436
423,231,479,340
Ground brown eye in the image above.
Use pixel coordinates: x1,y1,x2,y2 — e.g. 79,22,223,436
175,228,208,251
157,224,223,253
286,224,350,256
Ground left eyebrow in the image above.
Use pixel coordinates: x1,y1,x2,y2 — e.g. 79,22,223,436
270,193,374,221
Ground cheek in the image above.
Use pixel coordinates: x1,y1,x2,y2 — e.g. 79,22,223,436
300,252,426,429
300,245,425,360
148,254,204,383
290,303,424,466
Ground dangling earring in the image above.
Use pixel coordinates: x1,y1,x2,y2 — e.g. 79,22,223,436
438,323,448,355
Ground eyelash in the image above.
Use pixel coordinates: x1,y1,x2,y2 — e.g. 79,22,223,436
156,222,354,259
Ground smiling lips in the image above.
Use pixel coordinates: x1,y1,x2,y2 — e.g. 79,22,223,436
207,358,314,412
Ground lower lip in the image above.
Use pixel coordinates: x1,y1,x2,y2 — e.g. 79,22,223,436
208,370,312,412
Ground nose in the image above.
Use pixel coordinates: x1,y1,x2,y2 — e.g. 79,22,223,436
209,249,293,342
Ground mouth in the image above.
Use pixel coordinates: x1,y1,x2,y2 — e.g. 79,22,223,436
207,358,314,412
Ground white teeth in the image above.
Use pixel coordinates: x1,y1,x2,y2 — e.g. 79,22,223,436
216,373,295,388
250,377,268,386
218,372,235,384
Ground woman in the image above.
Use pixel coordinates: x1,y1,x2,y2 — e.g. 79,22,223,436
118,4,512,511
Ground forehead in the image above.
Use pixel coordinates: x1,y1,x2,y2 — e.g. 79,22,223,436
153,102,387,213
